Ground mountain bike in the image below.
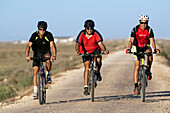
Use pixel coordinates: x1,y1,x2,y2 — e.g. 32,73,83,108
30,57,50,105
80,53,104,102
128,52,156,102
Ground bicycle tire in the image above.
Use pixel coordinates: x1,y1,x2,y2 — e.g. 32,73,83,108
141,68,146,102
91,69,94,102
43,88,46,104
43,77,46,104
38,73,43,105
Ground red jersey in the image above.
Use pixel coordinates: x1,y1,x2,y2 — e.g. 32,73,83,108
131,25,154,47
76,29,103,54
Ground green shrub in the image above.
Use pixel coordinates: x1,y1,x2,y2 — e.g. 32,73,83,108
0,86,17,101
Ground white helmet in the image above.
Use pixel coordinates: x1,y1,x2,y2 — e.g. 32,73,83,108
139,15,149,21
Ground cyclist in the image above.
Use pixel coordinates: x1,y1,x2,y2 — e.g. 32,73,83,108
126,15,160,94
75,19,109,95
25,21,57,99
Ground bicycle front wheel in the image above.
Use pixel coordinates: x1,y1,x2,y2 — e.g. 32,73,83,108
38,73,44,105
43,76,46,104
141,68,146,102
90,69,94,102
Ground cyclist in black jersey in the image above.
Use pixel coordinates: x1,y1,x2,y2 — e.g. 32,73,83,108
26,21,57,99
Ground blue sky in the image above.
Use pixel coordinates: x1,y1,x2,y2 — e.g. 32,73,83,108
0,0,169,41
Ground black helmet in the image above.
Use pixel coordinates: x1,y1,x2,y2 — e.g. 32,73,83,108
84,19,95,28
37,21,47,29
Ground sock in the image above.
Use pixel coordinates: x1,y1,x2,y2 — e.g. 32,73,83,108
84,85,88,88
135,83,138,88
34,86,37,93
46,71,50,76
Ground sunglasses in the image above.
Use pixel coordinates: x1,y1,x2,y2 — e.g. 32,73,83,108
86,27,94,30
39,28,46,31
140,22,148,24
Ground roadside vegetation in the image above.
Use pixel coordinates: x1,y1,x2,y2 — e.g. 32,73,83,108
0,40,127,102
156,39,170,65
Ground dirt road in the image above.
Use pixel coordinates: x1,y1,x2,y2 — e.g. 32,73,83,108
0,50,170,113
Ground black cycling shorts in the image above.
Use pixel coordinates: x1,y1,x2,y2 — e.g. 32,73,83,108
33,51,51,67
82,49,101,63
137,46,149,53
136,46,151,60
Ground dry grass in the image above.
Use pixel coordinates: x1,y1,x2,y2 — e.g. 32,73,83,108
0,40,127,101
157,39,170,65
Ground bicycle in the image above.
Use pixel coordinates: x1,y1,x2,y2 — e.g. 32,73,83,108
128,52,156,102
30,57,50,105
80,53,104,102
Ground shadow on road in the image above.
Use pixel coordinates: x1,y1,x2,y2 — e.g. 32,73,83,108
46,91,170,105
145,91,170,103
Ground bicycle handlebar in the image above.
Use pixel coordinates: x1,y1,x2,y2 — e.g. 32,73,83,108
79,52,105,56
128,52,157,55
30,57,50,61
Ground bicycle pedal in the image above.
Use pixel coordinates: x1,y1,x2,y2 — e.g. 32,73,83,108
47,80,52,84
43,89,46,92
33,94,38,99
33,95,38,99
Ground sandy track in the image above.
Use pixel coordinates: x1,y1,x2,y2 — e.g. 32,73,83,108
0,50,170,113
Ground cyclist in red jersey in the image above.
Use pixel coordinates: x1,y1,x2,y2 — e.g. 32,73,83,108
126,15,160,94
75,19,109,95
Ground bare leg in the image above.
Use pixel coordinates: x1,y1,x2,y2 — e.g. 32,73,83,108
84,61,90,86
134,60,140,84
133,60,140,94
33,66,39,86
145,48,153,71
96,56,102,72
45,54,51,71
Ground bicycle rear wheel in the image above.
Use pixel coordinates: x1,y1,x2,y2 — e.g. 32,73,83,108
90,69,94,102
141,68,146,102
38,73,44,105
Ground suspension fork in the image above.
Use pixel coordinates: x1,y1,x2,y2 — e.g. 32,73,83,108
93,56,97,71
40,62,45,87
88,56,96,82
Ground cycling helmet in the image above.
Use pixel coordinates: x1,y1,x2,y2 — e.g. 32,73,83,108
84,19,95,28
139,15,149,21
37,21,47,29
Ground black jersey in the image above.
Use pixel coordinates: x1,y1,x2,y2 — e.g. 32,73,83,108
29,31,54,54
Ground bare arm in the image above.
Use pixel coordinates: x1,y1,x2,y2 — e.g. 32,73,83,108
75,43,80,52
25,42,32,60
75,43,80,56
150,37,156,50
26,42,32,56
128,37,134,50
98,41,106,50
50,41,57,59
150,37,160,54
126,37,135,53
98,41,109,54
